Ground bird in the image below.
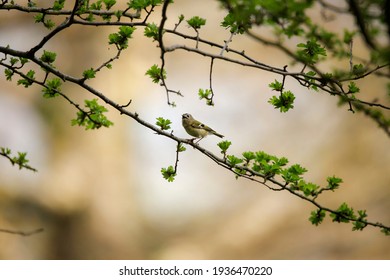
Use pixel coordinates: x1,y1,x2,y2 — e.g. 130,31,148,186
182,113,224,143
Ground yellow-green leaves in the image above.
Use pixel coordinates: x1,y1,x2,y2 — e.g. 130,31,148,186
146,64,166,84
71,99,113,130
297,39,327,65
187,16,206,30
156,117,172,130
108,26,136,50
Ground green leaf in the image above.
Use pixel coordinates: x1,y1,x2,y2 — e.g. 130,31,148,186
155,117,172,130
34,13,44,24
178,143,186,152
309,209,326,226
53,0,65,10
90,1,103,10
83,68,96,80
269,80,283,91
326,176,343,191
298,180,320,197
281,164,307,184
28,0,37,7
145,64,166,83
0,147,37,172
144,23,160,41
187,16,206,30
4,68,14,81
17,70,35,88
268,91,295,112
161,165,176,182
352,210,368,231
198,88,213,105
343,30,356,44
42,78,62,98
242,151,255,162
10,57,19,66
108,26,136,49
352,64,366,76
381,228,390,236
330,202,356,223
40,50,57,64
103,0,116,10
226,155,243,166
221,12,250,34
347,82,360,94
218,140,231,154
297,39,327,65
20,58,29,66
71,99,114,130
128,0,163,10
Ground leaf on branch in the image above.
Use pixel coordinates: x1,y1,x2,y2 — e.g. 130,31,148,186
198,88,213,105
218,140,232,155
103,0,117,10
4,68,14,81
297,39,327,65
297,180,320,197
145,64,166,84
52,0,65,11
17,70,35,88
187,16,206,30
352,64,366,76
128,0,163,10
221,12,250,34
177,143,186,152
269,80,283,91
268,91,295,112
161,165,176,182
309,209,326,226
42,78,62,98
0,147,37,172
352,210,368,231
242,151,256,163
330,202,356,223
83,68,96,80
108,26,136,50
281,164,307,184
34,13,55,29
40,50,57,65
155,117,172,131
326,176,343,191
144,23,160,41
226,155,243,166
71,99,114,130
347,82,360,94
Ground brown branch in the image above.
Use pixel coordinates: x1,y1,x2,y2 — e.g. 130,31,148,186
0,227,44,236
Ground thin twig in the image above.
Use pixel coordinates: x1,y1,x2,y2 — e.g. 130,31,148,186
0,227,44,236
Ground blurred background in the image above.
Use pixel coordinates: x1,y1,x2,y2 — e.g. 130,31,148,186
0,0,389,259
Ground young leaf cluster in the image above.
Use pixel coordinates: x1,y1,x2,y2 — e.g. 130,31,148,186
145,64,166,84
0,147,37,172
187,16,206,30
268,80,295,112
213,142,380,232
71,99,114,130
198,88,213,106
156,117,172,131
108,26,136,50
297,39,327,65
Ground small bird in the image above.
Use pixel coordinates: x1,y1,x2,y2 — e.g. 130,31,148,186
182,113,224,142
